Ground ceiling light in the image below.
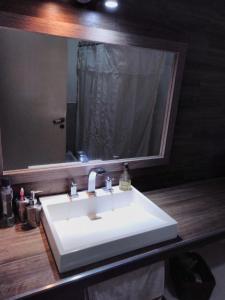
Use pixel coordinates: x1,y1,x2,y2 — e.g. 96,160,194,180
76,0,92,3
104,0,118,9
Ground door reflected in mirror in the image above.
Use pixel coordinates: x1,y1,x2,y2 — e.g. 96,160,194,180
0,28,177,171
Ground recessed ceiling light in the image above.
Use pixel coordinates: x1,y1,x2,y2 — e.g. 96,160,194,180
104,0,118,9
76,0,92,3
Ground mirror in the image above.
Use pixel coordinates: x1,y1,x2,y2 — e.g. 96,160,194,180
0,27,178,171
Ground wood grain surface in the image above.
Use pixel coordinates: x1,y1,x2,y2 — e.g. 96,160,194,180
0,130,3,176
1,178,225,299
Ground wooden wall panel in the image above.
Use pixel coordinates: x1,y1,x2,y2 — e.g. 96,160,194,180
1,0,225,192
0,130,3,176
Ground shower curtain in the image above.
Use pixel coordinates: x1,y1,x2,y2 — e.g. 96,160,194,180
76,43,167,160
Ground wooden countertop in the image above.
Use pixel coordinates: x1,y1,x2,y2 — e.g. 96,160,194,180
2,177,225,300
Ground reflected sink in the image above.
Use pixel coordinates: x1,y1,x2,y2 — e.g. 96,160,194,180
41,186,177,273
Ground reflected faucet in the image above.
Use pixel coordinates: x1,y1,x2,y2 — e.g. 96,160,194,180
88,168,106,193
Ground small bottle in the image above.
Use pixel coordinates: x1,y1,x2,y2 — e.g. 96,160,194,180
34,195,42,226
119,163,131,191
0,177,15,227
17,188,28,223
27,198,37,228
27,191,42,228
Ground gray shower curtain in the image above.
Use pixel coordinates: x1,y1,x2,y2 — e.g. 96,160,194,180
76,43,169,160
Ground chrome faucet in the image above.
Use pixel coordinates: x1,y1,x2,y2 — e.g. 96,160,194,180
88,168,106,193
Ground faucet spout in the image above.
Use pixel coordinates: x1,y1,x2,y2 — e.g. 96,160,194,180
88,168,106,193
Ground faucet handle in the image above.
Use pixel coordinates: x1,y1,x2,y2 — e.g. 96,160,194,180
93,168,106,175
104,176,113,192
70,181,78,198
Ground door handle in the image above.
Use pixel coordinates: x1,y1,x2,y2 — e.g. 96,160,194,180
53,117,65,125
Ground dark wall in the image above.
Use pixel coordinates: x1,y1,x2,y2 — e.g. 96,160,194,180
130,0,225,190
1,0,225,191
98,0,225,190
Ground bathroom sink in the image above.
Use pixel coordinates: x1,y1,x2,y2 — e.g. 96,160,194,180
41,186,177,273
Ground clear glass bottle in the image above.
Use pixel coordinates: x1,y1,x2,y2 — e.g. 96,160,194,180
0,177,15,227
17,187,29,223
119,163,131,191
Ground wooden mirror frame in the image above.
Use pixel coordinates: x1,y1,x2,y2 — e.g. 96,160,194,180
0,11,187,185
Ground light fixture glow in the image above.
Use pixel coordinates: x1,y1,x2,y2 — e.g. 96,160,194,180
104,0,118,9
76,0,92,3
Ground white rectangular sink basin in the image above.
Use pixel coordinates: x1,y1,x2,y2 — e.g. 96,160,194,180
41,186,177,273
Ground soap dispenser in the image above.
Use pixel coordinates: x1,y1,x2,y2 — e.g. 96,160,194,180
26,197,37,228
34,191,42,226
27,191,42,228
119,163,131,191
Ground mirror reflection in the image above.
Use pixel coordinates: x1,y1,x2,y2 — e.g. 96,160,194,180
0,28,176,170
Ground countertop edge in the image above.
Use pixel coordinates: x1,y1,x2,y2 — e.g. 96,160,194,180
11,226,225,300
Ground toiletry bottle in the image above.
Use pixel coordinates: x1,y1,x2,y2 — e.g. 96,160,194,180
26,197,37,228
119,163,131,191
0,177,15,227
27,191,42,227
17,188,28,223
34,193,42,226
